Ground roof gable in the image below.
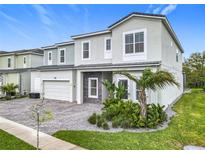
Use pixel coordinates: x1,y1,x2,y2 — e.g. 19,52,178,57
108,12,184,53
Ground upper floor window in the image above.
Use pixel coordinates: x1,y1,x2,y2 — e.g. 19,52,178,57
82,41,90,60
7,57,11,68
104,37,112,59
124,31,144,54
105,38,111,51
176,49,179,62
23,56,26,64
59,48,65,64
23,56,26,68
48,51,52,65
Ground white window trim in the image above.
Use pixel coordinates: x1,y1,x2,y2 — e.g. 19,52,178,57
122,28,147,61
23,56,27,68
88,77,98,98
7,57,11,69
104,37,112,59
58,48,66,65
48,51,52,65
82,40,91,60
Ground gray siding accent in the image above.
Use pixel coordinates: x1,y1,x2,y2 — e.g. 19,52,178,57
74,33,112,66
83,72,102,103
20,71,31,95
44,44,74,66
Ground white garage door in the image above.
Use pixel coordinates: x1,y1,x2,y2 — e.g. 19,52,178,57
43,80,71,101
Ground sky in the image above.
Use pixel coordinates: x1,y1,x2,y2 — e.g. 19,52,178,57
0,4,205,58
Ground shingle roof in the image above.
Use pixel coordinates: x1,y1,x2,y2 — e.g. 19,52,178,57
108,12,166,28
42,41,74,49
0,48,43,55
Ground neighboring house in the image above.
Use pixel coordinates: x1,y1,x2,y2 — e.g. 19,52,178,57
30,41,76,102
31,12,184,108
0,49,43,96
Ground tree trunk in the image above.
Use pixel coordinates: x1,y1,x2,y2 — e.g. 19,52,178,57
139,89,147,119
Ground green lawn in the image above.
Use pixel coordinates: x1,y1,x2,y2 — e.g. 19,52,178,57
0,129,35,150
53,89,205,150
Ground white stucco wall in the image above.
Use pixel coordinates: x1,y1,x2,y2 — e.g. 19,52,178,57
31,70,75,102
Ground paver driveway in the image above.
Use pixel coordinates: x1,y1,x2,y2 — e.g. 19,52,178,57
0,98,102,134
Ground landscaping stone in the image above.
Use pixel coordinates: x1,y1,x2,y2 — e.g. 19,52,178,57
0,98,176,134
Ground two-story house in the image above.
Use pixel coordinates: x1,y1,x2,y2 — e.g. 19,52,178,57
30,41,76,102
73,12,184,107
30,12,184,108
0,49,43,96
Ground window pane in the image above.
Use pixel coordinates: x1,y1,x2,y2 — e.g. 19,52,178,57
135,33,140,42
24,57,26,64
60,57,64,63
136,85,140,100
106,39,111,50
125,44,134,53
83,42,89,59
135,43,144,53
49,53,51,60
83,50,89,58
176,53,179,62
83,43,89,51
91,80,97,87
8,59,11,67
91,88,97,96
139,32,144,42
60,50,64,56
125,34,133,44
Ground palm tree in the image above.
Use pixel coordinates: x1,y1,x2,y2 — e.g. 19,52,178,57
115,68,179,119
1,83,18,97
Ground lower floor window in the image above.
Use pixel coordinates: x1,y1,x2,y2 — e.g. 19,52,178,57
136,85,140,100
88,78,98,98
118,79,128,99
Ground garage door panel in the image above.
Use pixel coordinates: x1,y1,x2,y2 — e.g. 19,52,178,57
43,81,72,101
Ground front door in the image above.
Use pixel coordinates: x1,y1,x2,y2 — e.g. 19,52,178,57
83,72,102,103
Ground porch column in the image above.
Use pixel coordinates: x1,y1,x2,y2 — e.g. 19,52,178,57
76,70,83,104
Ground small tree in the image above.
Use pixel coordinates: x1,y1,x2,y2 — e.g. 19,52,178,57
115,68,179,119
1,83,18,98
102,80,126,100
31,99,53,150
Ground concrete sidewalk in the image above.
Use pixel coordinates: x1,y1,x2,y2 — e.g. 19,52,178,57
0,116,85,150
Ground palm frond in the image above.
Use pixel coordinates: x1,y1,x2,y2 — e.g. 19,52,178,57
150,70,180,90
114,71,140,85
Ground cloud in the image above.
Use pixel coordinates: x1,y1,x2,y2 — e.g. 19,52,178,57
7,23,32,40
0,10,20,23
32,4,53,26
161,4,177,15
145,4,153,13
153,7,162,14
67,4,80,12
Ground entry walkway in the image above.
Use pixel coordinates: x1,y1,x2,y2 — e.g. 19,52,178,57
0,116,84,150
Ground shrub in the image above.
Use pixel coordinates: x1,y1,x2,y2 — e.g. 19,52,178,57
102,122,109,130
203,86,205,92
96,115,105,128
112,116,124,128
146,104,167,128
88,113,97,125
88,98,167,129
106,100,167,129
